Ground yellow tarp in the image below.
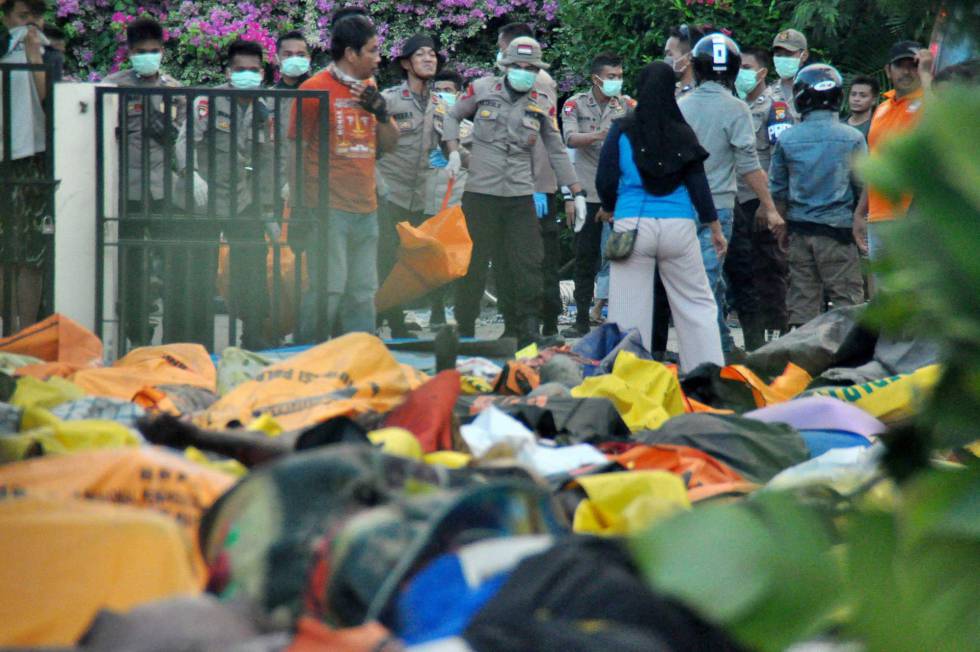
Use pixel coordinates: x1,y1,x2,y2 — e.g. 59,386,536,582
809,364,941,423
572,351,685,431
0,407,140,463
196,333,426,431
572,471,690,535
0,496,201,646
9,375,85,410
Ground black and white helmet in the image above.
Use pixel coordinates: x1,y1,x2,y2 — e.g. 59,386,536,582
692,33,742,86
793,63,845,115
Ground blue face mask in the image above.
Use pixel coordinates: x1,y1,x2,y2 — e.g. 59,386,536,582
437,91,457,107
774,55,801,80
230,70,263,90
281,56,310,78
507,67,537,93
130,52,162,77
599,78,623,98
735,68,759,99
496,51,504,66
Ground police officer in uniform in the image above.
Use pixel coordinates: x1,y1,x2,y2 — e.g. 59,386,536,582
105,17,207,347
494,23,567,341
769,29,809,124
560,52,635,338
727,46,792,350
375,34,442,337
443,37,586,347
194,39,281,350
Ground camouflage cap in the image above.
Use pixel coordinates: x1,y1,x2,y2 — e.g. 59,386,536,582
772,29,808,52
499,36,550,70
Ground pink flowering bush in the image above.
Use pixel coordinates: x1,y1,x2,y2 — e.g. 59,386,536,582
50,0,560,84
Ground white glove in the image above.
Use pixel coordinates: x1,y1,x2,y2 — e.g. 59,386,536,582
446,150,462,178
281,182,290,203
573,195,588,233
192,171,209,208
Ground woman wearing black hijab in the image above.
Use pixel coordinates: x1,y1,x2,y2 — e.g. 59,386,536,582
595,61,726,373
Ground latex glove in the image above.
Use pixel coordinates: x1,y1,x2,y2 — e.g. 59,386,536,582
192,171,209,208
573,195,588,233
446,150,462,178
429,148,448,168
533,192,548,219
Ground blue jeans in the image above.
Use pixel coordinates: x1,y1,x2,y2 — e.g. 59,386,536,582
698,208,734,352
595,222,612,300
298,209,379,341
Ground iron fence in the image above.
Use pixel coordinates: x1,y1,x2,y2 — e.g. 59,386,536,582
94,85,331,356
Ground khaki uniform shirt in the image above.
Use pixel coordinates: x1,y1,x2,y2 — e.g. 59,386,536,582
561,89,634,202
192,85,275,215
736,89,774,203
531,71,559,194
104,68,187,202
444,75,577,198
377,81,439,212
425,96,471,215
768,79,802,123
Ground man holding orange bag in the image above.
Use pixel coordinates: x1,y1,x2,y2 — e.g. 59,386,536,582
376,33,444,337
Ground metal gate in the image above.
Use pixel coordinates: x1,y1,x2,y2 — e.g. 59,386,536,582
94,85,330,356
0,61,58,336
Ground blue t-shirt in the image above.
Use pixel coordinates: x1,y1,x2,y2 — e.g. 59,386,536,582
613,133,696,221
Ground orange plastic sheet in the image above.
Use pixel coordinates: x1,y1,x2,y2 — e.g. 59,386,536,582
0,446,233,554
196,333,427,431
0,496,201,647
71,343,217,400
720,363,812,408
610,443,745,496
376,184,472,312
0,313,103,378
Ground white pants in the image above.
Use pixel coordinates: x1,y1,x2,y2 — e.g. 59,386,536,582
609,218,724,374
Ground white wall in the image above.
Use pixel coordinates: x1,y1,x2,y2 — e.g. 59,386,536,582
53,83,119,355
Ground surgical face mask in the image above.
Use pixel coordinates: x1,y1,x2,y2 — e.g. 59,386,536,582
735,68,759,99
230,70,263,89
281,56,310,78
496,51,504,66
507,67,537,93
130,52,163,77
598,77,623,97
437,91,458,107
774,55,801,80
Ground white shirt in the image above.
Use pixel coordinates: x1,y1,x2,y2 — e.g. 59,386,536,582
0,41,47,160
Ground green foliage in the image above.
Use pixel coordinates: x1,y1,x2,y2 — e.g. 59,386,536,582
631,492,843,652
861,87,980,451
632,466,980,651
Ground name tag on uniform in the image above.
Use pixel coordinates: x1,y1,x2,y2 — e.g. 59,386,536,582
478,108,494,119
217,117,231,131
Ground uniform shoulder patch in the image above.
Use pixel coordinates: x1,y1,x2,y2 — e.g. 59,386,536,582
463,84,475,99
197,99,209,118
563,100,577,115
625,97,637,108
402,88,411,98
